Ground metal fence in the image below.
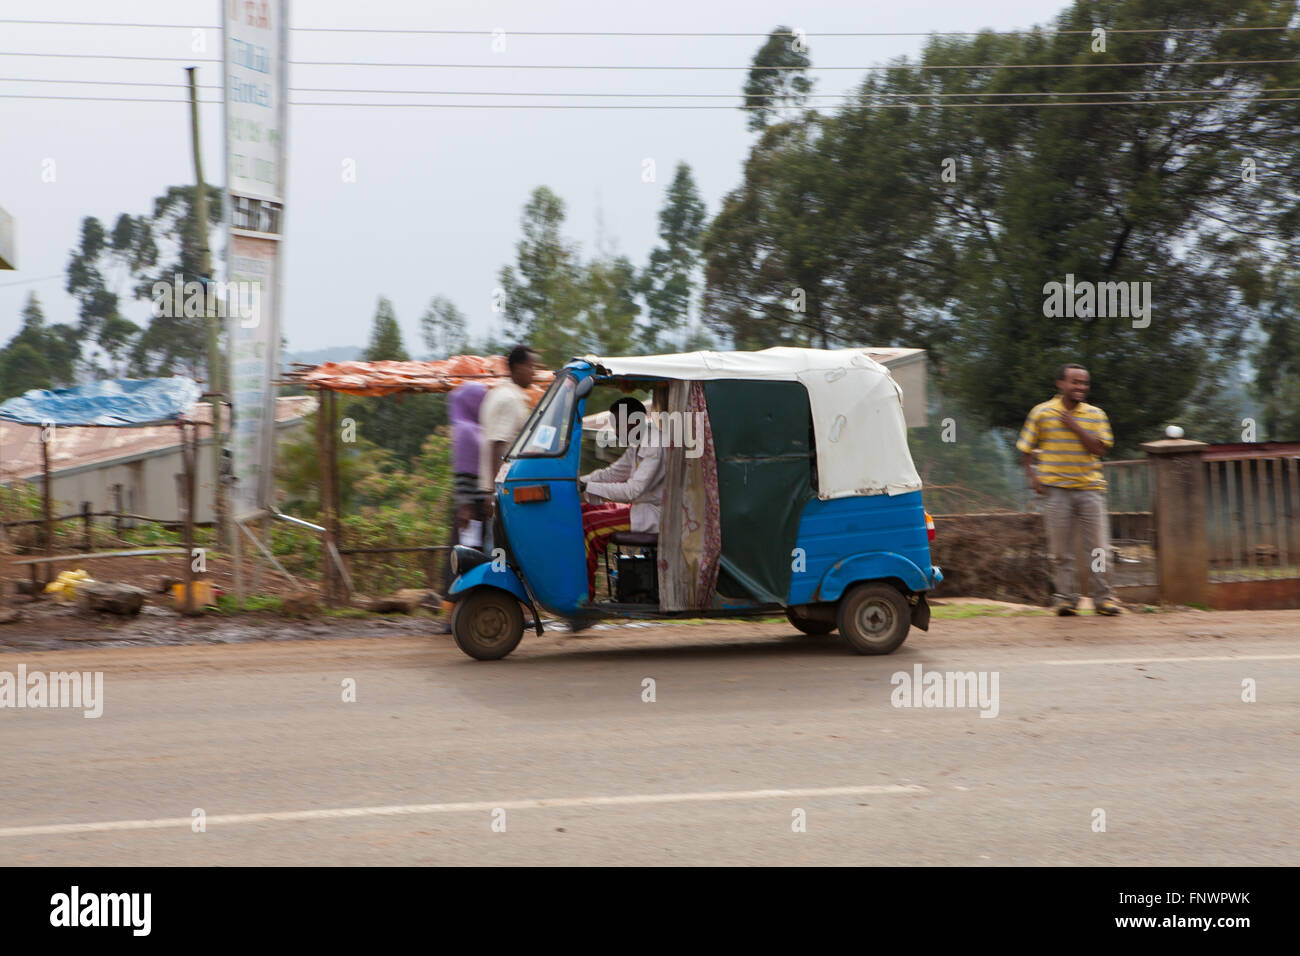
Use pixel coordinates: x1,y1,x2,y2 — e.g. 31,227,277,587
1204,449,1300,583
1103,459,1157,588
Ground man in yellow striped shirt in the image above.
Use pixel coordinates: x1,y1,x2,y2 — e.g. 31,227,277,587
1017,364,1121,616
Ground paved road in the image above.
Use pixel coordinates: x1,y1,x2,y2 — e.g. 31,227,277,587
1,609,1297,865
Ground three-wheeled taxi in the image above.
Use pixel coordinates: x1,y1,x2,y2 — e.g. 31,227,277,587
447,347,942,660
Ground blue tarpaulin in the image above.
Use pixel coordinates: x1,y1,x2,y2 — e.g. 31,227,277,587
0,377,202,427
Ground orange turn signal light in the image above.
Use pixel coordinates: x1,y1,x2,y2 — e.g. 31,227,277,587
514,484,551,504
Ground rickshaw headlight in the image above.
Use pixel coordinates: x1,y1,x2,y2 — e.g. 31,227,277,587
451,545,490,578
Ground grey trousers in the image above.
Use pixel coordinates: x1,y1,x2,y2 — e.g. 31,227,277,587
1042,487,1116,604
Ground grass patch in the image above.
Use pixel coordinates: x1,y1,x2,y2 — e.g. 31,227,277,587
322,606,378,619
929,603,1050,620
213,594,283,614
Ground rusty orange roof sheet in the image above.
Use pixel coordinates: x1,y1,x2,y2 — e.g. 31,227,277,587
291,355,554,398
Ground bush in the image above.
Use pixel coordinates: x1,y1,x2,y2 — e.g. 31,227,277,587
271,431,454,595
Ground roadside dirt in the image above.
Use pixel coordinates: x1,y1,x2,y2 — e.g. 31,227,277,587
0,549,297,599
2,601,1297,664
0,547,448,651
0,598,442,652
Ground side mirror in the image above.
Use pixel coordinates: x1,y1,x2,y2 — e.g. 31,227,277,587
575,376,595,399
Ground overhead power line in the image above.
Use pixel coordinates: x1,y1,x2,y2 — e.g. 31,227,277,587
0,19,1293,37
0,273,64,289
5,76,1297,98
0,93,222,104
290,96,1300,109
0,76,221,90
1,51,1298,70
3,92,1296,109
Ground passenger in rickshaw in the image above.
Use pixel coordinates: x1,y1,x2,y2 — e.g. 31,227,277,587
578,396,667,598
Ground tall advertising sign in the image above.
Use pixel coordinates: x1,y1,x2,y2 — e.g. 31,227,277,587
0,205,15,270
222,0,288,519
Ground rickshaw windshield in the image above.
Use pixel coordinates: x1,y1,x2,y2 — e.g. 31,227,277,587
508,372,578,459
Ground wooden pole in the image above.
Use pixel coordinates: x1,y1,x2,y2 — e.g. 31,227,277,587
232,513,244,604
328,390,348,601
180,422,197,615
315,391,335,604
41,428,52,586
321,389,339,605
187,66,226,550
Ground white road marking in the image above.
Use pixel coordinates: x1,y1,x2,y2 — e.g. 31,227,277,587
1043,653,1300,666
0,784,926,838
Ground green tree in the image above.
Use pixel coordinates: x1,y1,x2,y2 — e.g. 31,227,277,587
742,26,814,132
580,253,641,355
420,295,469,359
702,119,844,348
345,297,445,465
1252,272,1300,440
917,4,1299,451
705,0,1300,452
65,215,151,376
498,186,585,367
0,294,79,399
64,185,222,380
130,184,224,379
276,411,393,515
362,296,410,362
641,161,707,350
0,343,52,400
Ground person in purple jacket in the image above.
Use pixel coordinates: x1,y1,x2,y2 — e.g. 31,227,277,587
443,383,489,616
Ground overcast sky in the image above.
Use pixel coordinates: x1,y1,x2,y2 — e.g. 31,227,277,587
0,0,1056,358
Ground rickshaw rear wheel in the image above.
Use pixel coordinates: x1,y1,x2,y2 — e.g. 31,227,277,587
837,583,910,655
453,588,525,661
785,606,836,635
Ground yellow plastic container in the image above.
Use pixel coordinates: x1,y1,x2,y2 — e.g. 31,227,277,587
172,580,215,609
45,569,93,602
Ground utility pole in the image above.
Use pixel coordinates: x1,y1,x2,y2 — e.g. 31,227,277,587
187,66,227,548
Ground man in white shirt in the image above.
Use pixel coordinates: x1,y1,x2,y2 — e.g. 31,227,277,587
479,345,540,507
578,397,666,599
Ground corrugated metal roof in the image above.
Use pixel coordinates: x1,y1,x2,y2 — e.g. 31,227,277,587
0,395,315,481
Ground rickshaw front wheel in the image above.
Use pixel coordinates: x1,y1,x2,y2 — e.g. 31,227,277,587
452,588,525,661
837,582,911,655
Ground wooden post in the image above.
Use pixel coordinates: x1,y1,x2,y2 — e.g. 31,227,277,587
328,390,348,602
180,422,197,615
316,390,335,604
1141,438,1211,607
41,427,52,586
232,513,245,604
187,66,226,550
81,500,92,551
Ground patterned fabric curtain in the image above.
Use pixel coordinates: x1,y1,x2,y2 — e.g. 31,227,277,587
658,380,721,610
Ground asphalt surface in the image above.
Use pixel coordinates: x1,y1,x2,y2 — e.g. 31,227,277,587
1,609,1297,865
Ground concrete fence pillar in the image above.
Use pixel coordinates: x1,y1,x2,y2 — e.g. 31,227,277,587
1141,438,1210,606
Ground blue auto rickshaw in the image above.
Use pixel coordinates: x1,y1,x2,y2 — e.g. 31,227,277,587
448,347,942,660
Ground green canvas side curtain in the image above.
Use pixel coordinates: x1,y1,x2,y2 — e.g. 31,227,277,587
703,380,815,605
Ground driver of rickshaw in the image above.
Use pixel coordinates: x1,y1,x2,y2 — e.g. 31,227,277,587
578,397,666,599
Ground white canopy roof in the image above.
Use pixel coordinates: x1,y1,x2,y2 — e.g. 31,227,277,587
580,347,924,499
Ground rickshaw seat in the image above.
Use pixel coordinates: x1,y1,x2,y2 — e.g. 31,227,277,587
610,531,659,547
